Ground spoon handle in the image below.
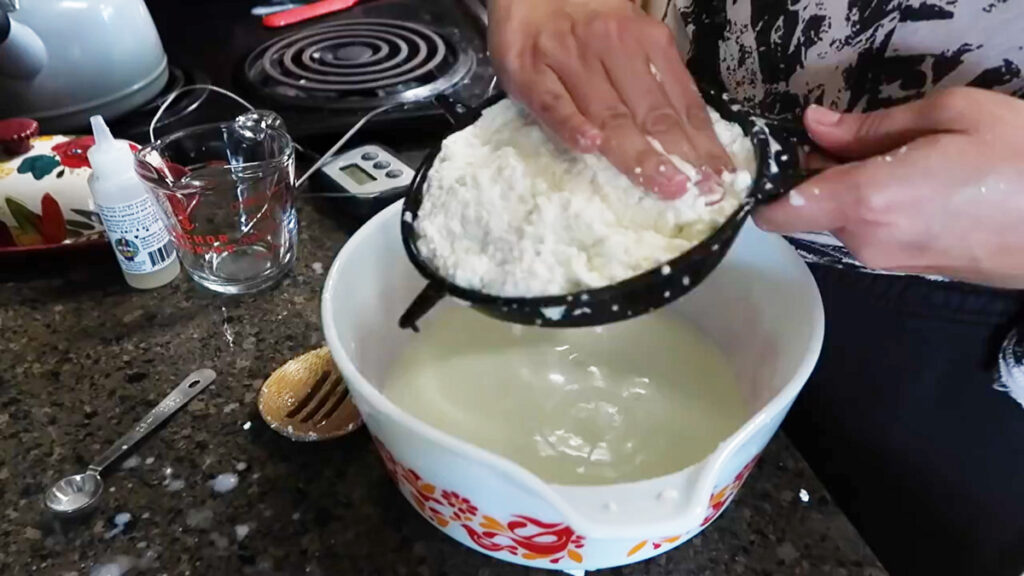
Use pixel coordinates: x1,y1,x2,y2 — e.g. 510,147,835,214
87,369,217,475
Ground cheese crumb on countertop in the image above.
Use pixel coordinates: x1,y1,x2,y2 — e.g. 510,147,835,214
415,100,756,297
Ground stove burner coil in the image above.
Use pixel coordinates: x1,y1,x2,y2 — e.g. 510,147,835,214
245,19,474,109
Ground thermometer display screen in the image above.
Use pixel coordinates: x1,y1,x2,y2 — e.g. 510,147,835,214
340,164,377,185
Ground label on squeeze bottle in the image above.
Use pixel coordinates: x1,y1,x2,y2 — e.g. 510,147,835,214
98,196,177,274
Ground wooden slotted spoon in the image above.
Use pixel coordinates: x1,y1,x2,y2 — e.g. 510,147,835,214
258,347,362,441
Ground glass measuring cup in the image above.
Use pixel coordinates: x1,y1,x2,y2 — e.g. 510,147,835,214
134,111,297,294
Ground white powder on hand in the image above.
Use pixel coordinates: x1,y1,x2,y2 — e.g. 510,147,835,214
415,100,757,297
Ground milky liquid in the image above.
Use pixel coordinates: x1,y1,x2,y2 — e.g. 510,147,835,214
384,307,748,485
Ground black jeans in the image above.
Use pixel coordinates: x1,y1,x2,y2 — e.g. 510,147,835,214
783,265,1024,576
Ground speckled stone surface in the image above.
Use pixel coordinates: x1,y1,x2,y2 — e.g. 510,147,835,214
0,203,885,576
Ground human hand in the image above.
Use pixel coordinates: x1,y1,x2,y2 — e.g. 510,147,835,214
755,88,1024,289
488,0,732,199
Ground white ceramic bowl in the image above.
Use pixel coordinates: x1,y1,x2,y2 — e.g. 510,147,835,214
322,201,823,573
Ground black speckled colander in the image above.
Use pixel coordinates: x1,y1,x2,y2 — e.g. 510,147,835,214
398,89,817,331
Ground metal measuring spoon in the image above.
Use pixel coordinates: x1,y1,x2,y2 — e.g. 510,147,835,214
258,347,361,441
44,369,217,517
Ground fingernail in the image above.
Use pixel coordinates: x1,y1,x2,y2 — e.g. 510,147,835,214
806,105,842,126
696,180,724,202
655,172,689,199
577,129,602,151
699,166,723,188
751,211,781,232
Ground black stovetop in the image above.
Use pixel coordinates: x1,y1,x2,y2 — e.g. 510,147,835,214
142,0,495,154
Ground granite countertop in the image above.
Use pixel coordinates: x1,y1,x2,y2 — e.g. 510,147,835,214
0,203,885,576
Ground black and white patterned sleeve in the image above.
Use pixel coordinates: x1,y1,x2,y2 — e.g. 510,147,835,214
997,324,1024,409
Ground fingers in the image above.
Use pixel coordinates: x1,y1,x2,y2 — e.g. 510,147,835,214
519,66,603,153
803,105,923,160
493,6,735,199
600,38,697,165
804,149,840,172
542,22,690,198
804,87,979,160
640,26,734,173
754,136,935,236
583,77,691,198
753,163,860,234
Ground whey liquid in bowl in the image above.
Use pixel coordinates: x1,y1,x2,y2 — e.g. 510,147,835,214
384,306,748,485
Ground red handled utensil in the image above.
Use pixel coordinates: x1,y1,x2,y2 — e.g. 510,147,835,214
262,0,361,28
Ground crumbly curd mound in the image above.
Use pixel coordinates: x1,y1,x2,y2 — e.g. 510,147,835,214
416,100,756,297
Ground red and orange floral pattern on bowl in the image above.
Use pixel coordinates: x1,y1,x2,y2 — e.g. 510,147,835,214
375,438,587,565
625,455,760,559
373,436,761,568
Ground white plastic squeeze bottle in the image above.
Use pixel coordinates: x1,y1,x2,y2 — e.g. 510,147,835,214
87,115,180,289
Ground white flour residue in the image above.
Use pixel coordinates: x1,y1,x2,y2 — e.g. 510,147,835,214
210,472,239,494
185,507,214,529
649,62,663,83
541,306,567,321
416,100,756,297
89,556,136,576
162,466,185,492
221,307,235,349
210,532,230,549
104,512,133,539
120,455,141,470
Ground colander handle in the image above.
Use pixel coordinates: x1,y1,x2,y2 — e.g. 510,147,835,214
434,95,476,127
695,83,831,206
399,281,448,332
433,93,508,129
752,119,833,204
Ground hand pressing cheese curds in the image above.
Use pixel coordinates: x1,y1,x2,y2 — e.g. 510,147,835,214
415,100,756,297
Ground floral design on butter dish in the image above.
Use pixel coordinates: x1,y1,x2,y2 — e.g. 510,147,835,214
0,134,132,249
1,194,101,248
51,137,98,170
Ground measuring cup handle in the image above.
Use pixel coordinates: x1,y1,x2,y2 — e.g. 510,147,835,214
87,369,216,475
